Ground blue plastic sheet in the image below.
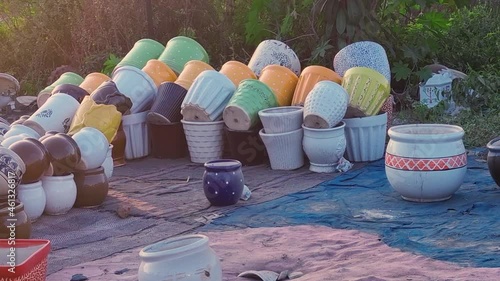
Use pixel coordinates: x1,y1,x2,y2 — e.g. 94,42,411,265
203,156,500,267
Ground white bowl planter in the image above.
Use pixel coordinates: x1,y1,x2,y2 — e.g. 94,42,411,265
343,113,387,162
122,111,150,160
42,174,77,215
181,120,225,164
303,81,349,129
17,180,46,222
303,122,346,173
259,127,304,170
258,106,303,134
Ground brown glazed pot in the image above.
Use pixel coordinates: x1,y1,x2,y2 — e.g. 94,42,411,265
111,122,127,167
73,166,109,208
52,84,89,103
41,133,81,176
0,200,31,239
90,80,133,115
8,138,51,184
149,122,187,159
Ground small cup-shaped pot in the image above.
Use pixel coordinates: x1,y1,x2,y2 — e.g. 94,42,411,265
51,84,89,103
303,81,349,129
302,122,346,173
147,82,188,125
181,120,225,164
114,38,165,71
25,93,80,133
8,138,51,184
3,124,41,139
112,66,158,113
219,60,257,87
203,159,244,206
174,60,214,91
71,127,109,170
111,122,126,167
291,65,342,106
259,127,304,170
38,72,84,105
73,166,109,208
224,125,267,166
258,106,303,134
42,174,77,215
158,36,210,75
0,200,31,239
223,79,278,131
17,181,46,222
259,65,298,106
181,70,236,122
90,80,133,115
486,136,500,187
102,144,114,179
142,59,178,87
149,122,188,159
248,39,301,77
0,147,26,193
79,72,110,95
41,133,81,176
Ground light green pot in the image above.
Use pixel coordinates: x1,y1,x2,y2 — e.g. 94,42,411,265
158,36,209,75
42,72,84,94
115,38,165,71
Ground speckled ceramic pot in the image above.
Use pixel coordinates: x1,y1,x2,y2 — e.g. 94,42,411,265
303,81,349,129
219,60,257,87
247,39,301,77
142,59,178,87
203,159,244,206
258,65,298,106
73,166,109,208
174,60,214,91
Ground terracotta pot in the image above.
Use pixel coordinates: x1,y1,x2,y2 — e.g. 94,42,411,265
259,65,298,106
149,122,187,159
0,200,31,239
142,59,177,87
158,36,210,74
291,65,342,106
79,72,110,95
8,138,51,184
111,122,127,167
51,84,89,103
203,159,244,206
219,60,257,87
486,136,500,187
174,60,214,91
90,80,133,115
224,124,267,166
73,166,109,208
114,38,165,71
147,82,187,125
41,133,81,176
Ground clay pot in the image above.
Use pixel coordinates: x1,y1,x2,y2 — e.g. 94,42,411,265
203,159,244,206
158,36,210,74
111,122,127,167
8,138,51,184
149,122,187,159
259,65,298,106
219,60,257,87
291,65,342,106
142,59,178,87
147,82,187,125
486,136,500,187
41,133,81,176
90,80,133,115
51,84,89,103
79,72,110,95
224,125,267,166
0,200,31,239
73,166,109,208
174,60,214,91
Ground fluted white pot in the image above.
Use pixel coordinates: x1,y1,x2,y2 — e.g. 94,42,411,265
181,120,225,164
112,66,158,113
303,81,349,129
259,127,304,170
17,181,46,222
42,174,77,215
343,113,387,162
303,122,346,173
258,106,303,134
122,111,150,160
248,39,301,77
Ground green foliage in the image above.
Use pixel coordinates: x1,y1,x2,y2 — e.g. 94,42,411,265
452,66,500,113
101,54,122,77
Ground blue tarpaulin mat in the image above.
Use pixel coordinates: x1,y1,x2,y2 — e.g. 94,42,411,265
204,156,500,267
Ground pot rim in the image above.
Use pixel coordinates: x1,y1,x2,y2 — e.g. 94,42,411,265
139,234,209,259
486,136,500,152
18,180,43,190
41,173,74,182
181,119,224,126
111,65,158,95
388,124,464,142
258,106,303,117
342,112,387,127
204,159,242,170
259,127,302,137
302,121,345,132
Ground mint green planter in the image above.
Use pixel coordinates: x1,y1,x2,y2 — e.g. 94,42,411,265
43,72,84,93
115,38,165,72
158,36,209,75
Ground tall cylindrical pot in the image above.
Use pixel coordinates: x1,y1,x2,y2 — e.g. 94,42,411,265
24,93,80,133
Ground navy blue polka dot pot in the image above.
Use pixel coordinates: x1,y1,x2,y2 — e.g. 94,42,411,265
203,159,244,206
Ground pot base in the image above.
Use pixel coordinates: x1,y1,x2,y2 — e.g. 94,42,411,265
401,195,452,203
181,105,212,122
146,112,172,125
303,115,330,129
309,163,337,173
223,105,252,131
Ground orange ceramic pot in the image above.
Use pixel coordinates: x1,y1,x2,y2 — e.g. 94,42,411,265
291,66,342,106
174,60,214,91
142,59,177,87
258,65,298,106
79,72,110,95
219,61,257,87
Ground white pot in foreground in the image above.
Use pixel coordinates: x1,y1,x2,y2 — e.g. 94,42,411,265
303,122,346,173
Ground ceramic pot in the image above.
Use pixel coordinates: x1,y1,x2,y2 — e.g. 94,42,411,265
0,147,25,196
258,65,298,106
0,200,31,239
37,72,84,108
51,84,89,103
25,93,80,134
219,60,257,87
333,41,391,82
303,122,346,173
341,67,391,116
0,122,10,137
102,145,114,179
123,111,150,160
181,70,236,122
258,106,303,134
114,38,165,71
8,138,51,184
174,60,214,91
42,174,77,215
138,234,222,281
486,136,500,186
149,122,187,159
40,133,81,176
111,122,127,167
90,80,133,115
385,124,467,202
0,116,10,126
291,65,342,106
142,59,177,87
158,36,210,74
224,125,266,166
3,124,41,139
147,82,188,125
73,166,109,208
1,134,32,149
71,127,109,170
17,181,46,222
223,79,278,131
343,113,387,162
182,120,225,164
0,73,19,96
68,96,122,143
203,159,244,206
38,130,59,142
112,66,158,113
259,127,304,170
248,39,301,77
380,95,394,129
303,81,349,129
79,72,110,95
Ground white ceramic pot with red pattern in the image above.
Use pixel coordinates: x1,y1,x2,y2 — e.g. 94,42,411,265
385,124,467,202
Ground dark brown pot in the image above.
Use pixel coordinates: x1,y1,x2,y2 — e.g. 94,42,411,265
111,122,127,167
8,138,51,184
38,130,59,142
487,136,500,187
224,124,267,166
52,84,89,103
90,80,133,115
149,122,187,159
41,133,81,176
73,166,109,208
0,200,31,239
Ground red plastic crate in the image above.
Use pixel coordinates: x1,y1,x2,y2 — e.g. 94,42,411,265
0,239,51,281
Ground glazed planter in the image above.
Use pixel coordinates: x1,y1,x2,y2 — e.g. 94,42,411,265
0,201,31,239
25,93,80,134
259,127,304,170
224,125,267,166
149,122,188,159
291,65,342,106
79,72,110,95
0,147,26,195
258,106,303,134
203,159,245,206
486,136,500,186
219,60,257,87
181,70,236,122
147,82,188,125
114,38,165,71
90,80,133,115
223,79,278,131
71,127,109,170
142,59,178,87
111,122,127,167
181,120,225,164
174,60,214,91
112,66,158,113
40,133,81,176
259,65,298,106
385,124,467,202
158,36,210,74
102,145,114,179
248,39,301,77
37,72,84,108
73,166,109,208
303,81,349,129
343,113,387,162
303,122,346,173
17,181,46,222
138,234,222,281
333,41,391,82
1,134,33,149
8,138,51,184
123,111,150,160
41,174,77,215
3,124,41,139
51,84,89,103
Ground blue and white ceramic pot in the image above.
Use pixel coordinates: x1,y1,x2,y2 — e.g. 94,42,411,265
203,159,244,206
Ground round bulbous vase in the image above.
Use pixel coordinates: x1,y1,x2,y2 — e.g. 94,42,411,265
142,59,178,87
79,72,111,95
174,60,214,91
247,39,301,77
219,60,257,87
291,65,342,106
42,174,77,215
258,65,298,106
73,166,109,208
8,138,51,184
203,159,244,206
303,80,349,129
486,136,500,187
17,181,46,222
138,234,222,281
41,133,81,176
385,124,467,202
0,200,31,239
303,122,346,173
114,38,165,71
158,36,210,75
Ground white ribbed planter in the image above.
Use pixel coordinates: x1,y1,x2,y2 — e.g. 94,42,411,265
17,181,46,222
258,106,303,134
259,128,304,170
42,174,77,215
343,113,387,162
123,111,150,160
303,122,346,173
181,120,225,164
112,66,158,113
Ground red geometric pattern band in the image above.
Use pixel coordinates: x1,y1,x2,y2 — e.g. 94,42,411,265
385,152,467,171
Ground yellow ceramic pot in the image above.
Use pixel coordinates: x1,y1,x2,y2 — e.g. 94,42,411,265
219,61,257,87
79,72,110,95
142,59,177,87
174,60,214,91
291,66,342,106
258,65,298,106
